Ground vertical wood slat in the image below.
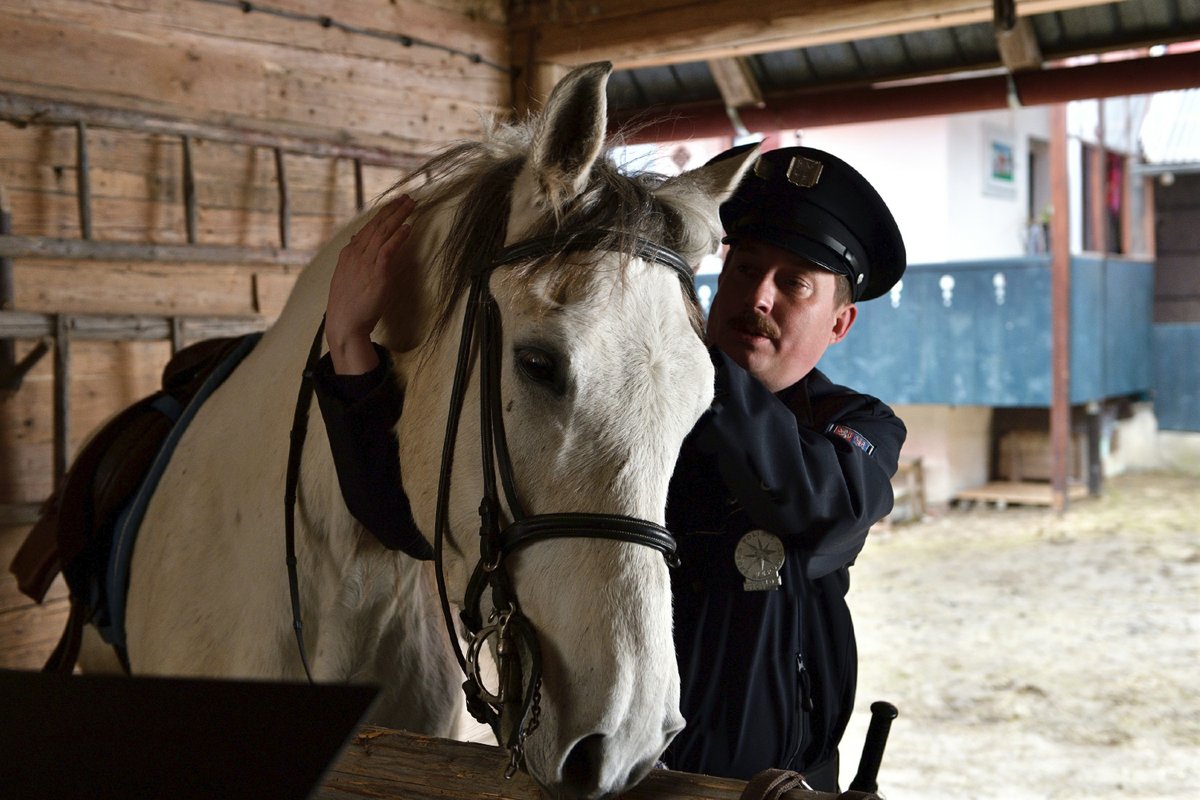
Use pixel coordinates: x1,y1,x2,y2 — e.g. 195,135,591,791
182,134,198,245
53,315,71,489
170,316,185,355
354,158,365,212
0,190,14,388
275,147,290,249
76,122,92,241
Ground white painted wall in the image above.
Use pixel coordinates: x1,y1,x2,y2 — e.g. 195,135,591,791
800,106,1051,262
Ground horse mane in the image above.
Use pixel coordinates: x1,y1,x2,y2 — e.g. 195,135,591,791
388,121,717,341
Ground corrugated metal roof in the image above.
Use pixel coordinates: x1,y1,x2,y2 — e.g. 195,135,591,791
607,0,1200,113
1141,88,1200,163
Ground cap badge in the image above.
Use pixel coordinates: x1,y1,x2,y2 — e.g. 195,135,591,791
786,156,823,188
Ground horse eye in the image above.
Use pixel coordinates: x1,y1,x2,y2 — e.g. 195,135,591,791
515,347,559,389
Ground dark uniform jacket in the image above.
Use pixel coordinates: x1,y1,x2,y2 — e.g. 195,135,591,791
312,344,905,788
664,349,904,785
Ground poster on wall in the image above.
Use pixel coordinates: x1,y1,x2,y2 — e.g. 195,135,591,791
983,126,1017,197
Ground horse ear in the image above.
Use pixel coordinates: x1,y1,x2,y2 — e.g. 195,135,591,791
510,61,613,228
655,142,761,211
652,142,761,266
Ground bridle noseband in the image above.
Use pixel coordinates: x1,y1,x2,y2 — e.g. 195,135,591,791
284,227,700,778
434,229,698,776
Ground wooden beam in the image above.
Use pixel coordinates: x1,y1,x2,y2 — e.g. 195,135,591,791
0,310,266,342
513,0,1116,70
707,58,765,109
0,235,311,267
610,51,1200,143
995,17,1044,72
0,92,416,167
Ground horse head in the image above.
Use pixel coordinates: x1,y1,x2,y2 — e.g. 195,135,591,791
380,63,757,798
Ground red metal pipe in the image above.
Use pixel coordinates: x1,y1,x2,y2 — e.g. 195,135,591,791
609,51,1200,143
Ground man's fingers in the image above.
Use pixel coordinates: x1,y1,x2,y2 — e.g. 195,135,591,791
379,222,413,266
364,194,415,250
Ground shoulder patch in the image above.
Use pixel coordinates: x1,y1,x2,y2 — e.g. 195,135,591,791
825,423,875,456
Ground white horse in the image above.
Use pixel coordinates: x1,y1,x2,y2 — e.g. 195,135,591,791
82,63,757,798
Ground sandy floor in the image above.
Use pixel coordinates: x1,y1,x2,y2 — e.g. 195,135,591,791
840,471,1200,800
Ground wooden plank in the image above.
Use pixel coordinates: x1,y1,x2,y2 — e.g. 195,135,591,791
707,58,764,110
954,480,1089,507
0,338,174,504
0,573,68,616
318,726,841,800
253,271,300,319
0,235,311,267
0,310,266,340
24,0,508,74
0,10,505,154
995,16,1044,73
11,262,261,317
513,0,1117,70
0,599,70,671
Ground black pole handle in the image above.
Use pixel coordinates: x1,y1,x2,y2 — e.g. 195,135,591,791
848,700,899,794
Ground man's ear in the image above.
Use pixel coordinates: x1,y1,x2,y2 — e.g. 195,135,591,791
830,303,857,344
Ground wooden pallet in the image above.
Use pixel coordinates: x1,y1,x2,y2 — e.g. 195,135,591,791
954,481,1089,508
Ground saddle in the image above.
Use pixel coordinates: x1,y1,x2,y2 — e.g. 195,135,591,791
8,334,258,672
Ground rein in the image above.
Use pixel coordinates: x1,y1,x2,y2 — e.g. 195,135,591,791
284,227,698,775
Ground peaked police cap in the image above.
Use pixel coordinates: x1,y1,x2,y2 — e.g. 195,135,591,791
711,144,906,302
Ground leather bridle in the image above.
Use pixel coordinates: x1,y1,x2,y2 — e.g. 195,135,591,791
284,227,700,777
435,229,699,776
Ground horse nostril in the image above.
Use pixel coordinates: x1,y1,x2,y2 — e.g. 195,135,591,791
561,733,607,797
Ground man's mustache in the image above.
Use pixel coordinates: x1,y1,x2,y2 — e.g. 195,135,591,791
729,310,780,339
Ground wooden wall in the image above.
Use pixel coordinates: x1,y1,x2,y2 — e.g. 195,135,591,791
0,0,509,505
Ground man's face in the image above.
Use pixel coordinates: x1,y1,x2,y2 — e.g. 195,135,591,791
707,239,857,392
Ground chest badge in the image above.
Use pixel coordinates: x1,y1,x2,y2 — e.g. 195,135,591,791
734,529,785,591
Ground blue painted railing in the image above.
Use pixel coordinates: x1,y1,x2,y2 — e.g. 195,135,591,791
696,255,1156,408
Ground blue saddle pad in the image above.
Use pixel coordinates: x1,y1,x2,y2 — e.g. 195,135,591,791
98,333,262,656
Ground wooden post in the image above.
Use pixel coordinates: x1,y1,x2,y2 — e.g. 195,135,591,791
182,135,198,245
1088,99,1107,253
1049,104,1071,513
274,147,290,250
76,121,92,241
353,158,365,212
1086,402,1103,496
53,315,71,489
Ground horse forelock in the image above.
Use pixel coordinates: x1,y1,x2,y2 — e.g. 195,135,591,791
388,129,715,344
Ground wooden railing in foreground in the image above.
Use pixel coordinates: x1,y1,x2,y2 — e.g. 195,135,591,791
318,727,855,800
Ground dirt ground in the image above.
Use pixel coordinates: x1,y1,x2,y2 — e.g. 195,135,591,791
839,471,1200,800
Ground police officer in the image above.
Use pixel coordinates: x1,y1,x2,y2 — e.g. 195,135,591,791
315,145,907,792
662,146,906,790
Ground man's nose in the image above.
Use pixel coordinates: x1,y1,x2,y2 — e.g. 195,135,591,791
750,274,774,313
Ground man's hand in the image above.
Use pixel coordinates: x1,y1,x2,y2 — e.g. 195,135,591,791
325,194,417,374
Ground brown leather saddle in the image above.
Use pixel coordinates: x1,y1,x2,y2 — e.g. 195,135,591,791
8,334,259,672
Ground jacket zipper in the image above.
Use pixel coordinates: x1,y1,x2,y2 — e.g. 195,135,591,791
785,653,814,767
